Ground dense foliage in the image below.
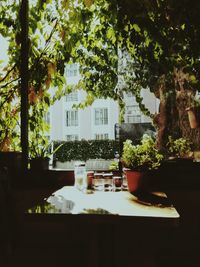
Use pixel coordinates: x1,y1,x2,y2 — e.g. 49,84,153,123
166,136,192,158
0,0,121,156
116,0,200,149
1,0,200,156
53,139,120,161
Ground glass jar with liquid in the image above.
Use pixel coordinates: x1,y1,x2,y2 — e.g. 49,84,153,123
74,162,87,191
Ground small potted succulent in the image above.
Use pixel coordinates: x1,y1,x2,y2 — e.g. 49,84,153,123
122,134,163,193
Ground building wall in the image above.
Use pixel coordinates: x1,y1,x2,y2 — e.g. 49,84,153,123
91,98,119,140
49,64,158,141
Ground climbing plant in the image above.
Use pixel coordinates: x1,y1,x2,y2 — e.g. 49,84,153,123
1,0,200,155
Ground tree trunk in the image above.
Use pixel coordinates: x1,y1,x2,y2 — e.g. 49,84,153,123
154,71,200,151
154,79,180,152
176,89,200,150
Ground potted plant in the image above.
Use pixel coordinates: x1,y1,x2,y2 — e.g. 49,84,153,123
122,134,164,193
166,136,192,161
29,139,63,170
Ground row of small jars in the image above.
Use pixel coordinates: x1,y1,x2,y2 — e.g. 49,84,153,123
87,171,128,191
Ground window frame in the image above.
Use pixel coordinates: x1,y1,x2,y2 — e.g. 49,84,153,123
66,110,78,127
94,108,108,125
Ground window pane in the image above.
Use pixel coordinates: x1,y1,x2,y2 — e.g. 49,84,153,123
94,108,108,125
125,105,141,123
104,109,108,124
66,110,78,126
66,135,79,141
95,133,109,140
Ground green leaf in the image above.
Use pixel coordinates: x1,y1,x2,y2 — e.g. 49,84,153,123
181,24,185,30
131,23,141,33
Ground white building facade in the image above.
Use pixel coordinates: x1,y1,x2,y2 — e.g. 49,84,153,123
49,64,158,141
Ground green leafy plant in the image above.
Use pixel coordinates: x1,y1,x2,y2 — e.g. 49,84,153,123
122,134,164,171
108,160,119,171
166,136,192,158
29,139,63,159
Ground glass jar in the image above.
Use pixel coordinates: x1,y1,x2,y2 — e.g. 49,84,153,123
113,176,122,191
93,172,104,191
103,172,113,191
87,171,94,189
74,161,87,191
122,168,129,191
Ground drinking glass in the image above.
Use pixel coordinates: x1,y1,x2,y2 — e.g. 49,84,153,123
74,161,87,191
103,173,113,191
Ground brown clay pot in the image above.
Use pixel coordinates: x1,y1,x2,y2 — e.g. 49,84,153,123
126,170,145,193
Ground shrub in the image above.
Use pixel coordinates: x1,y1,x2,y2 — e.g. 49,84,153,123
53,139,120,162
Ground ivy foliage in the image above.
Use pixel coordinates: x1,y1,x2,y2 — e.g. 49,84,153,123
0,0,121,155
117,0,200,99
1,0,200,155
53,139,120,162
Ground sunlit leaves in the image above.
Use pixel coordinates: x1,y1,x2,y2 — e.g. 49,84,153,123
131,23,141,33
181,24,185,30
61,0,70,10
106,27,116,44
84,0,93,8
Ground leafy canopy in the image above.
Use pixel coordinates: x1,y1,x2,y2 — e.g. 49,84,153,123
2,0,200,153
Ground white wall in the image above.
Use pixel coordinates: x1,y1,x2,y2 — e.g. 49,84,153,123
50,88,119,141
49,64,158,141
91,98,119,139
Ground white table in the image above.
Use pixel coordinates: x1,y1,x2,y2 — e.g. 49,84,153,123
25,186,180,267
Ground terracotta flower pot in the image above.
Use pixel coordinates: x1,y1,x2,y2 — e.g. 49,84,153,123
126,170,145,193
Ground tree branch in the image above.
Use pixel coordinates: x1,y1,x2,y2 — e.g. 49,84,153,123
30,19,58,73
0,86,18,109
0,63,17,83
0,77,20,89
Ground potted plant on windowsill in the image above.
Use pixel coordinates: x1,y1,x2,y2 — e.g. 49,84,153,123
122,134,164,193
29,141,63,171
166,136,193,163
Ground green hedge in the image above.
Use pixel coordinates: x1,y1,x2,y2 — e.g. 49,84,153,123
53,140,120,162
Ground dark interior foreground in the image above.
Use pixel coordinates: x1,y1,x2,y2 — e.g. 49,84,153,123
1,162,200,267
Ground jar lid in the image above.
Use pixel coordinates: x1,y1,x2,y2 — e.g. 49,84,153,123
87,171,94,174
103,173,113,176
94,172,104,176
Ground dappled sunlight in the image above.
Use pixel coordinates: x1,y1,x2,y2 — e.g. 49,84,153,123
27,186,180,219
